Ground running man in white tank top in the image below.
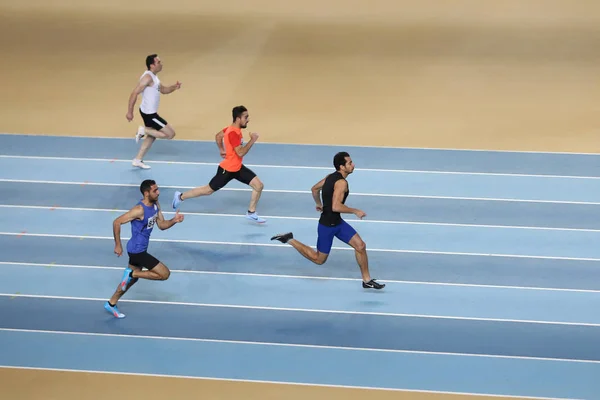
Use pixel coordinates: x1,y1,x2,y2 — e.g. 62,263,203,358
126,54,181,169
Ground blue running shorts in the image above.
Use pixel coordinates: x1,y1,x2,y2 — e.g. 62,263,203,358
316,220,357,254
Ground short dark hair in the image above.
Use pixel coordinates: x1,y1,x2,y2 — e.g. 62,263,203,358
333,152,350,171
232,105,248,122
145,54,158,69
140,179,156,195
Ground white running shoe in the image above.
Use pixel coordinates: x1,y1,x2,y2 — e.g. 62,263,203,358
132,159,151,169
135,126,145,143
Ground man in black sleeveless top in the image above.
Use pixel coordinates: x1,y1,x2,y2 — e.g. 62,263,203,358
271,152,384,289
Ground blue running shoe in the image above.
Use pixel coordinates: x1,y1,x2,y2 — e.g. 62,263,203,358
246,211,266,224
120,267,133,291
104,301,125,318
172,191,182,210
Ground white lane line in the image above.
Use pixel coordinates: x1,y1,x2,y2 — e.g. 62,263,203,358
0,328,598,368
1,293,599,328
3,130,600,156
2,261,599,293
1,231,600,262
2,154,600,179
0,204,598,232
1,179,599,205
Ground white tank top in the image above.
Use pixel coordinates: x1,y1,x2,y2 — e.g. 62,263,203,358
139,70,161,114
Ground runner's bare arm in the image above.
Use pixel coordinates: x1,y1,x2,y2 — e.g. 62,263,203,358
127,74,153,116
113,205,144,254
160,81,182,94
332,180,365,218
311,177,326,210
234,132,258,157
215,128,226,156
156,202,184,230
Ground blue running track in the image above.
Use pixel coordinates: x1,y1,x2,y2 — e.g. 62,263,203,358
0,134,598,399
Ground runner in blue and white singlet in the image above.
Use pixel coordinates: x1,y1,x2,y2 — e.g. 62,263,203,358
104,179,185,318
126,200,158,254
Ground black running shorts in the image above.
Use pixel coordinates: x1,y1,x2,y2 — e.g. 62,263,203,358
139,109,168,131
128,251,161,270
208,164,257,191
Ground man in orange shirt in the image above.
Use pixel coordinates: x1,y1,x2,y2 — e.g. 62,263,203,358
171,105,266,223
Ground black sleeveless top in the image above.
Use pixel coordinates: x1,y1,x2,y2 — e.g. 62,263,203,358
319,171,349,226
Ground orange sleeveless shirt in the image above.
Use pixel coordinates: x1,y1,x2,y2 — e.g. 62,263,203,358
219,126,243,172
